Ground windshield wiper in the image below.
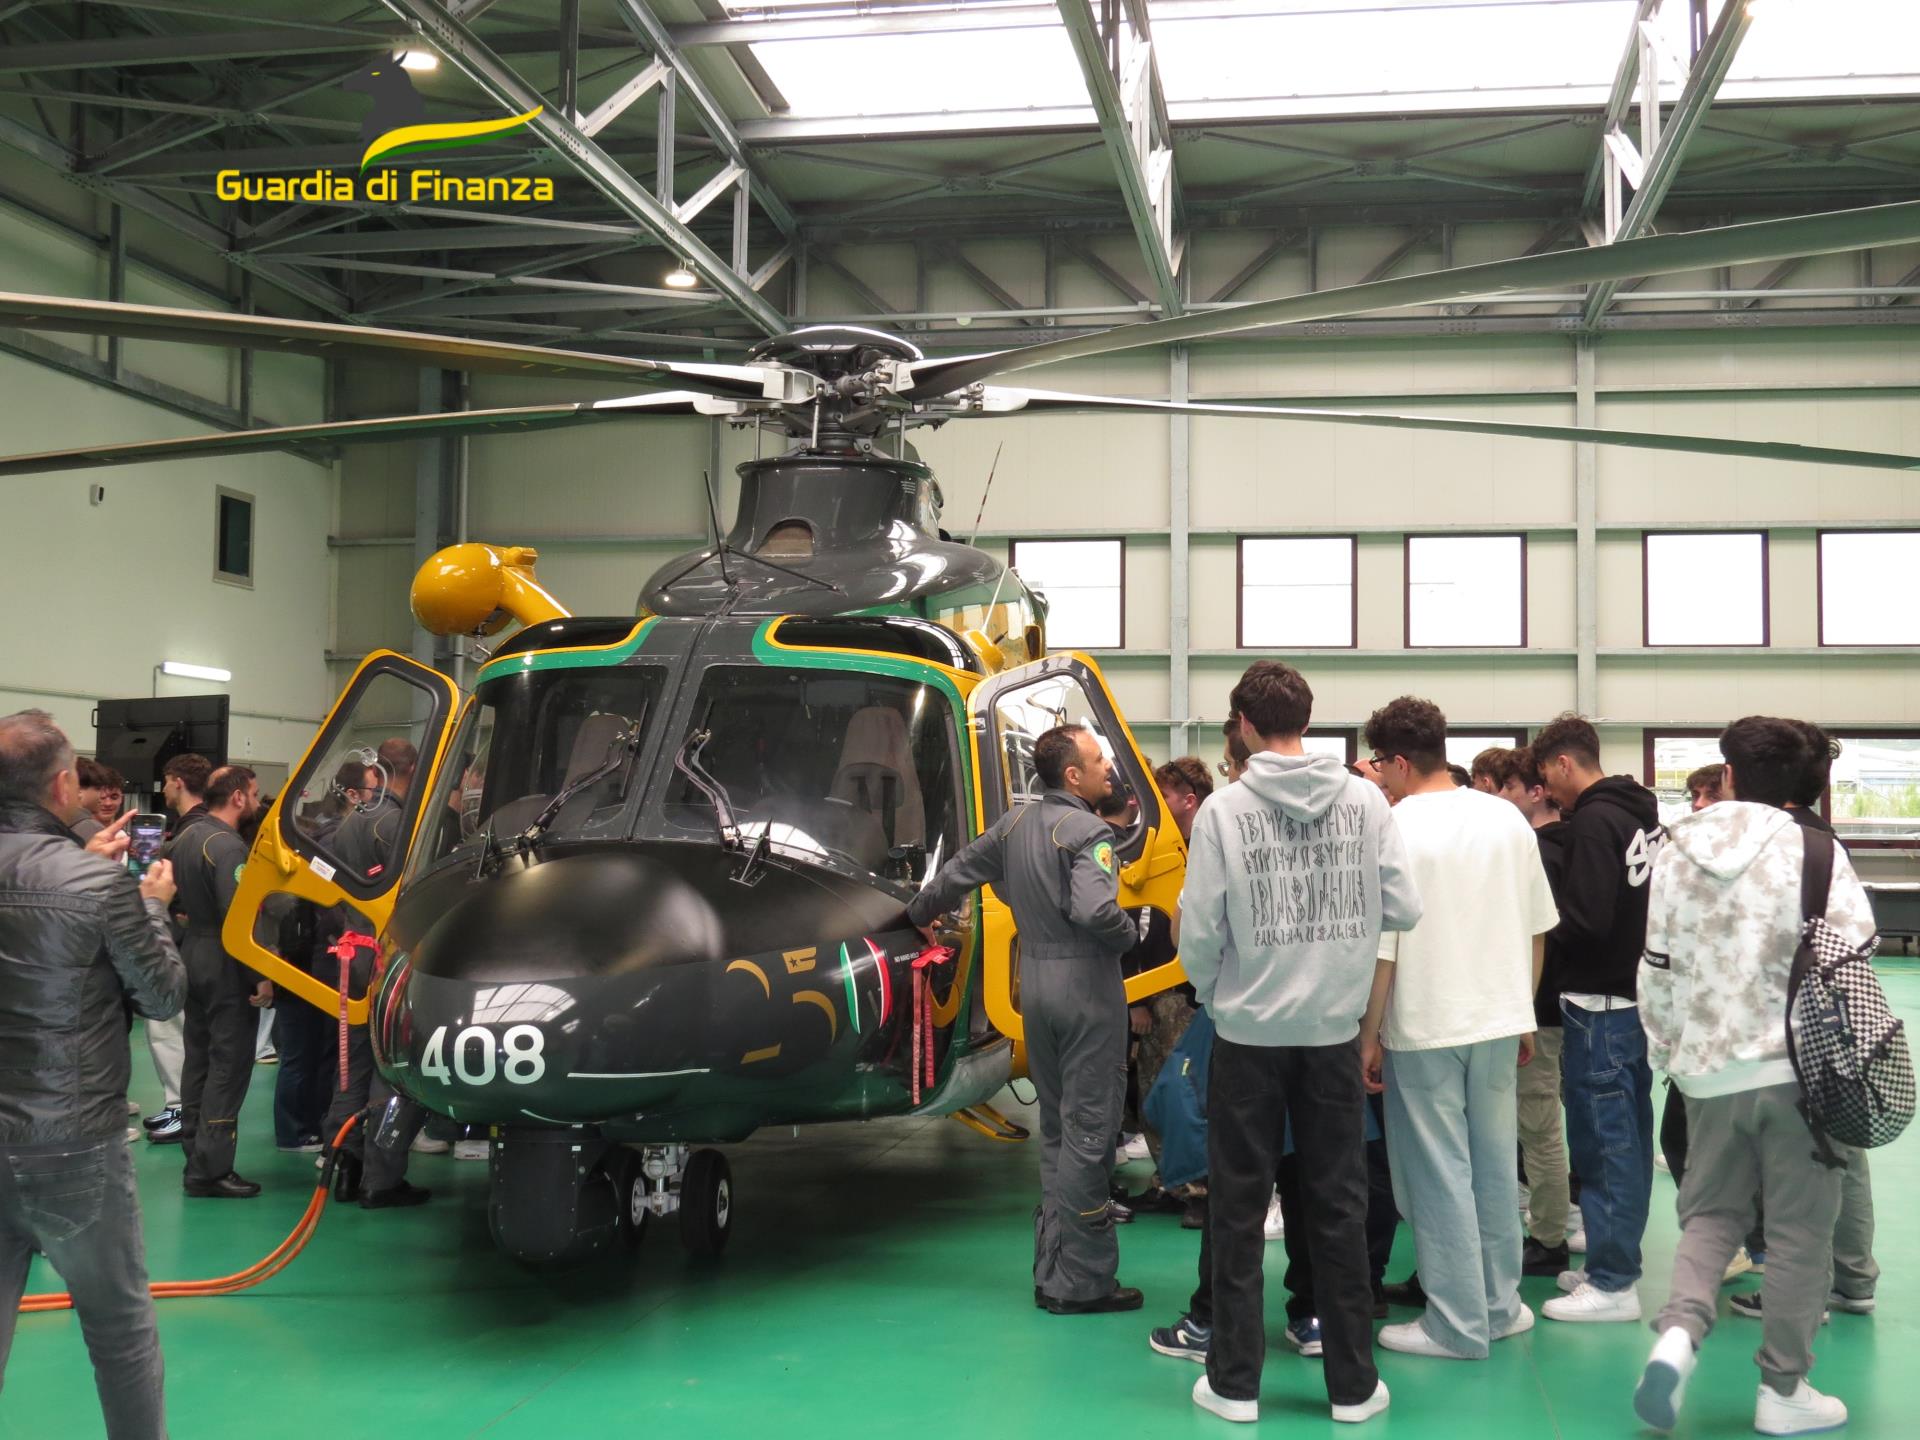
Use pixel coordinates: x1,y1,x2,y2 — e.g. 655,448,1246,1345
517,718,645,849
673,728,776,885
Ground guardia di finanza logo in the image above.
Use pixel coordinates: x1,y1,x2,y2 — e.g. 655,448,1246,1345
216,56,551,203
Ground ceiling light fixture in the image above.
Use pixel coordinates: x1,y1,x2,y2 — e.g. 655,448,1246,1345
664,262,700,289
159,660,232,683
398,50,440,72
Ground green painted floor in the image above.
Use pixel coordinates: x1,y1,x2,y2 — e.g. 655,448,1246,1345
8,970,1919,1439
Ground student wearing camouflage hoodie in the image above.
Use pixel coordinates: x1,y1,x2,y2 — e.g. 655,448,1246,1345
1633,717,1878,1439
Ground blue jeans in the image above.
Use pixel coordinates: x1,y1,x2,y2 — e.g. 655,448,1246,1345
1560,999,1654,1292
0,1137,167,1438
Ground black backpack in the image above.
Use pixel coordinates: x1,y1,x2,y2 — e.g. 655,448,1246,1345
1786,827,1915,1165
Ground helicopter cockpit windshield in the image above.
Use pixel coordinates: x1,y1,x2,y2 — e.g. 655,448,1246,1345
404,664,666,883
655,666,962,893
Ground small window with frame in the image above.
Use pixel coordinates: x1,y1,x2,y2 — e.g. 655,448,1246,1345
1405,534,1525,648
1009,538,1124,650
215,487,254,587
1643,531,1768,648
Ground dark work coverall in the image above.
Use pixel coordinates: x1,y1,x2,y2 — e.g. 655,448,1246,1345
909,788,1139,1303
171,813,258,1185
319,791,423,1191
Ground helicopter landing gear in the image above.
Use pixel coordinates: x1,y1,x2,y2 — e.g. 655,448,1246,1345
679,1148,733,1257
609,1149,648,1252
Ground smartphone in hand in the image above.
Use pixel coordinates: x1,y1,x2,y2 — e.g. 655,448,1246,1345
126,813,168,880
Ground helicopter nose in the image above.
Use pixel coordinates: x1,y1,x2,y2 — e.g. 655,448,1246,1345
413,850,727,983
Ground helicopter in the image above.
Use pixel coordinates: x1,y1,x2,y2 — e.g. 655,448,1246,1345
4,199,1920,1266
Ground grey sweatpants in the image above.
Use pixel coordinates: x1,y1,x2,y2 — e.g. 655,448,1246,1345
1832,1152,1878,1302
1024,955,1128,1304
1654,1084,1842,1395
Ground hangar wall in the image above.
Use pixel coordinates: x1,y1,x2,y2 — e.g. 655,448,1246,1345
0,171,335,783
327,228,1920,874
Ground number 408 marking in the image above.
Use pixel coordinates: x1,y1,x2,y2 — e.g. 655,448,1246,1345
420,1024,545,1086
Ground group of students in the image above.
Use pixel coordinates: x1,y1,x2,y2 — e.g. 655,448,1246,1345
1075,663,1878,1435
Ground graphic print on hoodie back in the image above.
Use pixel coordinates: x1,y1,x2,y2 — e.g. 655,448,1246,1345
1178,752,1422,1048
1554,775,1663,1002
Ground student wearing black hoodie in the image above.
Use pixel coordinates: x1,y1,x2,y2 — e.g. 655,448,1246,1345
1530,714,1663,1325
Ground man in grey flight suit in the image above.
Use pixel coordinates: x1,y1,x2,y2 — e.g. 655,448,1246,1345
910,724,1143,1314
320,737,432,1208
172,764,269,1197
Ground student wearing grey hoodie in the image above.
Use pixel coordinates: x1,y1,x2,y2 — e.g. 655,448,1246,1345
1178,661,1421,1428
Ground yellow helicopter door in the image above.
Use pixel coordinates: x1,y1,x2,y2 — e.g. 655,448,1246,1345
966,653,1188,1044
222,652,461,1023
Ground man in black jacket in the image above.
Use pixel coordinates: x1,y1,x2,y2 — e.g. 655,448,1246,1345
1532,714,1663,1325
0,710,187,1439
173,764,269,1198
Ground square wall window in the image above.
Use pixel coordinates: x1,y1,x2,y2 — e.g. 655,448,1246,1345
1645,730,1725,825
1820,532,1920,646
1239,537,1355,648
1010,538,1123,650
1406,535,1524,647
1828,733,1920,846
215,487,254,587
1445,731,1528,775
1303,729,1357,765
1644,532,1767,647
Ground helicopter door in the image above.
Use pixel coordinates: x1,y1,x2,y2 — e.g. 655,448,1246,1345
221,652,460,1024
966,654,1188,1044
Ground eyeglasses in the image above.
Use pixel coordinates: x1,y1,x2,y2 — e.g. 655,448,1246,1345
1367,754,1396,769
1214,759,1232,777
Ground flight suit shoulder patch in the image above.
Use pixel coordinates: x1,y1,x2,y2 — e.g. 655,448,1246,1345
1093,840,1114,875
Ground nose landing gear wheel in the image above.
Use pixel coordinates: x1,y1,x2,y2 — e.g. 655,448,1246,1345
679,1148,732,1257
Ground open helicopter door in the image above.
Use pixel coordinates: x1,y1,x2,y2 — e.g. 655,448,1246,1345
966,654,1188,1045
221,652,460,1024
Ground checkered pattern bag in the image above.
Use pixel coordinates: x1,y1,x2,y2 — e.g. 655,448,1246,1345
1786,827,1915,1161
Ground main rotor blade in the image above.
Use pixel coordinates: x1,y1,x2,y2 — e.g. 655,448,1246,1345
988,388,1920,473
0,392,707,477
0,292,773,400
904,199,1920,397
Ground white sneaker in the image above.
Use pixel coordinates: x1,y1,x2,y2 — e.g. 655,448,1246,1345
1828,1291,1875,1316
1567,1225,1587,1253
1263,1191,1285,1242
1493,1304,1536,1341
1633,1326,1697,1433
1377,1321,1464,1359
410,1134,451,1155
1332,1380,1390,1424
1754,1380,1848,1436
1557,1268,1587,1293
1544,1282,1642,1323
1723,1246,1755,1284
1193,1374,1257,1423
1122,1133,1151,1162
124,1126,141,1143
454,1138,490,1161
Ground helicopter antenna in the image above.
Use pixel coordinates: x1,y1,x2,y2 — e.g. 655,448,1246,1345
701,469,734,587
966,442,1004,547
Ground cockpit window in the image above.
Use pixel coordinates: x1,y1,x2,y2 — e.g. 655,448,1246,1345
405,665,665,881
658,666,962,892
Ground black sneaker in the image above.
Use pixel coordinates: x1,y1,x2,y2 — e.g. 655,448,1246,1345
1148,1314,1211,1362
361,1180,432,1210
1522,1238,1571,1277
1180,1196,1207,1230
1124,1185,1185,1215
1729,1292,1829,1325
1046,1286,1144,1315
147,1109,184,1144
143,1104,179,1132
1382,1273,1426,1308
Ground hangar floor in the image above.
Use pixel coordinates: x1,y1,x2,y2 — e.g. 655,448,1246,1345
6,970,1917,1440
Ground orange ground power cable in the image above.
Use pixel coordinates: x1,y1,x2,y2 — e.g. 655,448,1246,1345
17,1114,363,1315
